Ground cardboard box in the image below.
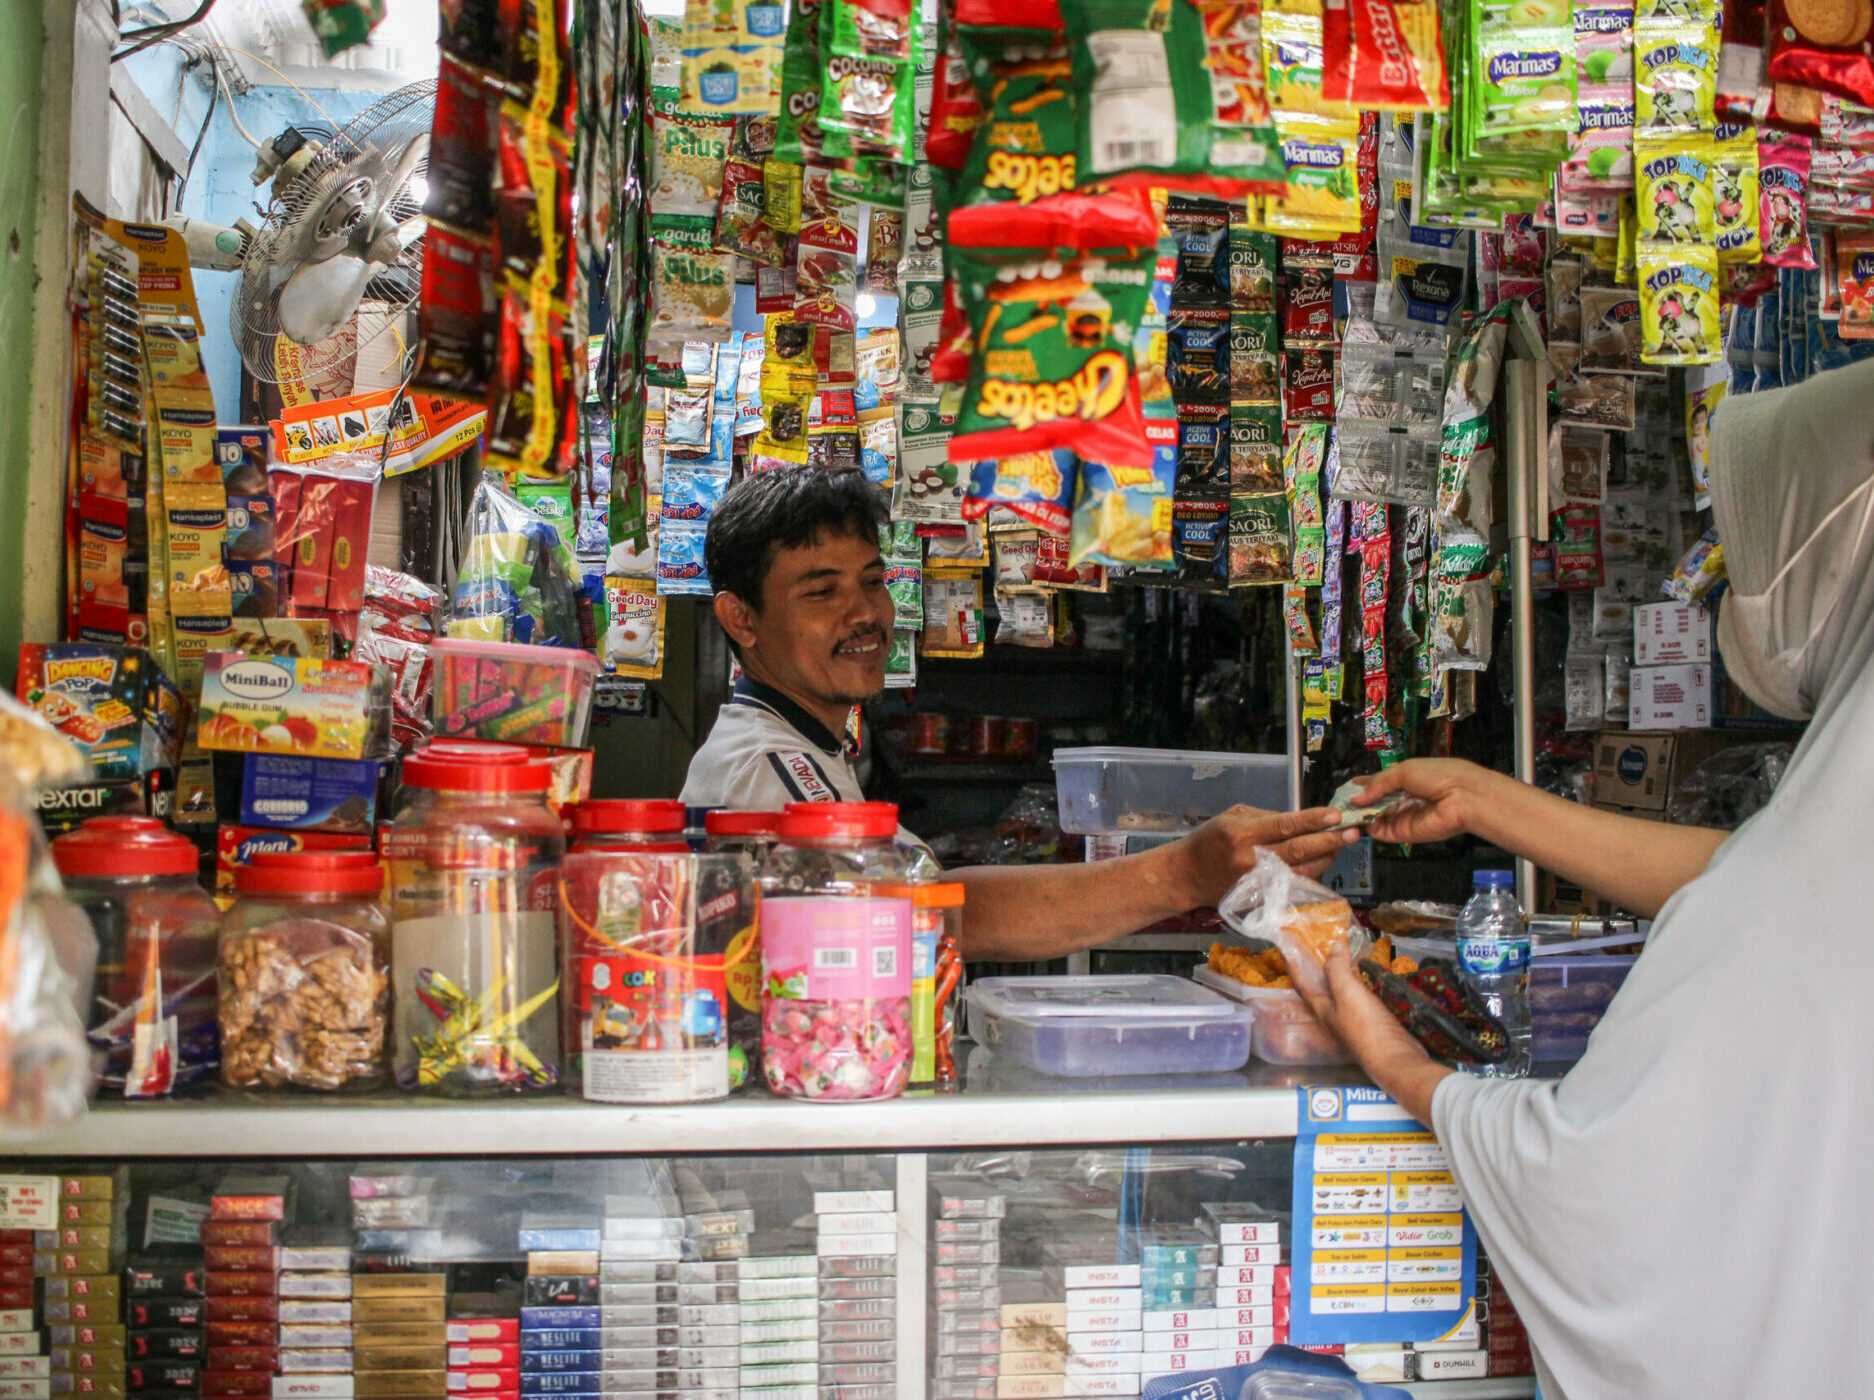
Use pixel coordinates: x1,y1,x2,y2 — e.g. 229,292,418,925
1592,729,1796,814
1626,658,1786,732
16,645,184,783
197,654,387,761
1633,601,1715,665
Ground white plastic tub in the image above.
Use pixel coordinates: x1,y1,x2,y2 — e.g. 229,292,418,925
966,975,1252,1077
1053,747,1290,835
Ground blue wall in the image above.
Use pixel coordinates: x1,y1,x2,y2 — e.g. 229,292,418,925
124,49,384,414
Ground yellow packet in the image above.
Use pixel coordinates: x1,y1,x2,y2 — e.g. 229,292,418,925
1262,115,1364,236
1635,134,1717,245
1712,125,1761,264
1638,243,1721,366
1616,193,1638,283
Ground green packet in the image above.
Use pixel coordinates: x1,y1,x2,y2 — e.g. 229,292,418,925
883,518,924,629
819,0,921,157
1474,22,1577,138
774,0,829,164
1061,0,1283,194
957,25,1080,207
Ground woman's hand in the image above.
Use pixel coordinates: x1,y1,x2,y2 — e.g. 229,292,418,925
1297,945,1453,1126
1354,758,1499,846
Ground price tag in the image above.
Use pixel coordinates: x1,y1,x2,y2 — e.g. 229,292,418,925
0,1178,58,1230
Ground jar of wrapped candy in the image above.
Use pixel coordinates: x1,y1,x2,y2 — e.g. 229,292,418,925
759,802,913,1102
51,817,221,1097
569,799,690,853
221,852,389,1091
385,740,562,1095
703,810,781,861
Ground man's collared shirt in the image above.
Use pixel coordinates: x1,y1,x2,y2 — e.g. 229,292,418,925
679,677,865,809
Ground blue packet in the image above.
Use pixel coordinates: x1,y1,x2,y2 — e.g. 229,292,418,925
656,521,712,596
661,466,732,523
239,755,380,832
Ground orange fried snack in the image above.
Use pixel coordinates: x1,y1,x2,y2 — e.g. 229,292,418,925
1283,897,1358,963
1208,942,1294,990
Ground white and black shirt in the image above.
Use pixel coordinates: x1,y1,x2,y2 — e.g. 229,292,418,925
680,677,866,810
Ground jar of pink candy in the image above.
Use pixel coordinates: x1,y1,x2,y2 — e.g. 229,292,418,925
759,802,915,1102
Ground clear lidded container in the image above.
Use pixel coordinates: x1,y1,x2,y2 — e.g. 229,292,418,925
50,816,221,1097
220,851,389,1092
384,740,563,1095
569,799,690,852
759,801,914,1102
703,809,782,862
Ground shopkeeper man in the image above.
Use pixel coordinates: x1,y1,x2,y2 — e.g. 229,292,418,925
679,468,1357,963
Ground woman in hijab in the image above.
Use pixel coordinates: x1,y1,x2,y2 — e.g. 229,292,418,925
1297,359,1874,1397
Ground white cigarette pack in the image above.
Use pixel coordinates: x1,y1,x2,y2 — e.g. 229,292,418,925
1056,1266,1139,1290
1064,1310,1139,1335
1062,1374,1141,1397
1413,1350,1486,1380
1065,1332,1141,1356
1219,1245,1280,1267
814,1214,896,1237
815,1234,896,1259
1064,1290,1138,1312
813,1191,892,1214
1142,1311,1216,1333
271,1378,356,1399
1215,1267,1278,1288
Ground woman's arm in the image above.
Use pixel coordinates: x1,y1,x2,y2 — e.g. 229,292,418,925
1355,759,1729,917
1297,946,1452,1125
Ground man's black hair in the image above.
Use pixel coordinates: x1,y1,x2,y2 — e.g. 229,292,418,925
705,467,886,614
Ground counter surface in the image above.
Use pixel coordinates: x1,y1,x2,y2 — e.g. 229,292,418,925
3,1050,1373,1158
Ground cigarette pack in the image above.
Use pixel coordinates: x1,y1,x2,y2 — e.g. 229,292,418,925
936,1243,1000,1267
1061,1374,1140,1396
813,1278,893,1304
56,1204,114,1229
209,1181,289,1223
594,1262,675,1285
353,1343,444,1370
731,1281,810,1305
37,1254,110,1278
933,1265,997,1289
933,1220,996,1242
734,1301,809,1325
1065,1333,1141,1356
40,1304,116,1329
0,1339,35,1360
932,1355,998,1381
811,1236,893,1261
1214,1267,1276,1288
735,1342,815,1367
202,1249,277,1274
518,1282,594,1310
999,1306,1062,1331
203,1275,276,1300
812,1215,896,1238
349,1203,428,1232
934,1193,1006,1221
277,1249,349,1275
50,1327,123,1349
1220,1245,1279,1267
200,1376,269,1399
277,1306,349,1327
352,1278,442,1301
443,1345,515,1370
817,1298,893,1322
599,1248,678,1272
1216,1288,1274,1308
46,1277,120,1305
822,1361,894,1386
734,1260,812,1282
815,1256,893,1280
0,1365,46,1383
522,1256,595,1280
1063,1292,1136,1313
1141,1290,1215,1310
35,1229,110,1254
1206,1223,1280,1247
515,1374,598,1396
440,1370,515,1392
1137,1269,1209,1292
518,1311,599,1336
682,1210,752,1241
276,1327,350,1350
1150,1331,1218,1353
0,1379,49,1400
1059,1354,1138,1378
736,1362,817,1386
203,1301,276,1325
1065,1311,1139,1335
278,1278,348,1302
935,1312,998,1338
441,1323,513,1348
124,1361,198,1391
271,1379,354,1399
594,1308,677,1330
1223,1304,1287,1329
515,1227,601,1256
515,1335,593,1355
809,1193,891,1215
1000,1353,1062,1378
199,1226,275,1250
996,1376,1063,1399
816,1320,891,1346
350,1372,444,1398
203,1346,278,1373
1225,1327,1278,1349
514,1351,594,1373
126,1303,202,1332
350,1301,443,1326
128,1332,203,1360
597,1286,677,1310
673,1264,737,1285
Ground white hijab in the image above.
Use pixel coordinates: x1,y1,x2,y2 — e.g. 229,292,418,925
1429,361,1874,1398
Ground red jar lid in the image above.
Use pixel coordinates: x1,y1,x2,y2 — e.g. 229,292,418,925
705,810,782,837
238,851,383,897
572,799,686,836
402,739,552,794
779,801,899,840
52,816,199,878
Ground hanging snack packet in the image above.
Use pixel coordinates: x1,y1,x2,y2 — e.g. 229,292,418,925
819,0,921,154
922,570,987,657
1262,116,1367,236
1321,0,1450,112
947,246,1156,466
716,159,788,265
1262,0,1340,124
795,201,862,330
1837,231,1874,337
1767,0,1874,107
1176,495,1231,587
955,26,1080,209
603,576,669,680
775,0,831,163
1634,25,1718,135
1759,134,1818,267
1575,0,1634,85
1071,443,1177,566
928,10,986,169
1579,283,1644,371
1711,125,1762,261
1638,242,1722,364
1634,134,1718,243
963,450,1078,532
1475,15,1578,138
651,103,736,219
1228,491,1291,585
1562,85,1637,190
884,520,925,628
648,219,736,373
1060,0,1285,196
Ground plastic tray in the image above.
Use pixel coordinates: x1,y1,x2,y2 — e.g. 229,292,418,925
1192,965,1352,1067
430,637,599,748
966,975,1251,1077
1052,747,1289,835
1529,954,1636,1064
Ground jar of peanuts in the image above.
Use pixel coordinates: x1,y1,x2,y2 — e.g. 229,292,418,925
219,851,390,1091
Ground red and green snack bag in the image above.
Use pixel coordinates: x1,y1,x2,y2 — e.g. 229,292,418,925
955,25,1082,207
1060,0,1286,197
774,0,831,163
948,189,1160,260
947,243,1158,466
820,0,922,155
928,4,987,169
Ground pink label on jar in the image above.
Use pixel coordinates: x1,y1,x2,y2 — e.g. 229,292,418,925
761,896,911,1001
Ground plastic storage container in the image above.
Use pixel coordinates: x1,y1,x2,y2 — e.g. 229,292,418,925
967,975,1252,1077
1192,964,1353,1066
569,798,689,852
1529,954,1637,1063
220,851,390,1091
1052,747,1289,834
759,802,914,1101
558,847,757,1102
384,740,563,1095
429,638,599,748
51,816,221,1096
703,809,782,861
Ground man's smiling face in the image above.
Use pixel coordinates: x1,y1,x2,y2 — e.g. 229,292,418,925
738,527,894,708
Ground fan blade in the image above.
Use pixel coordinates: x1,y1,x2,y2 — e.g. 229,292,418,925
365,215,427,267
277,254,376,346
361,133,430,246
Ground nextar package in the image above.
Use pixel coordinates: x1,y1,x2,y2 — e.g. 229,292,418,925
16,643,185,831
